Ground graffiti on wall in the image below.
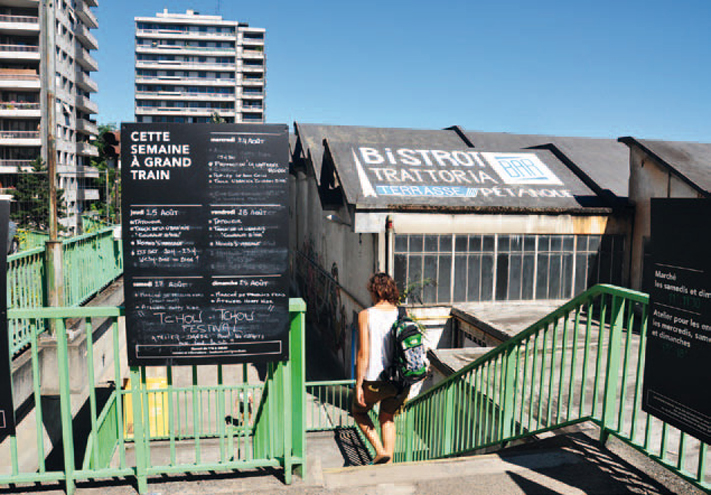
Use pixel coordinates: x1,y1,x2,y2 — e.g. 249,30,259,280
291,239,353,363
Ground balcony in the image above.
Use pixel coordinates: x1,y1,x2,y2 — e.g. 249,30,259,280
241,103,263,111
76,95,98,114
0,101,40,117
136,28,236,40
0,158,33,173
135,60,236,71
76,141,98,157
135,75,236,86
136,44,235,56
242,35,264,46
242,49,264,59
241,91,264,99
76,1,98,29
241,77,264,86
136,106,236,116
76,118,98,136
0,130,41,145
75,46,98,72
76,23,98,50
241,114,264,123
0,14,40,34
77,188,100,201
0,43,40,60
136,91,235,101
75,69,98,93
241,65,264,73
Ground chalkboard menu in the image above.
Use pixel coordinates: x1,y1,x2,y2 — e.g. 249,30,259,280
643,198,711,444
0,200,15,435
121,124,290,366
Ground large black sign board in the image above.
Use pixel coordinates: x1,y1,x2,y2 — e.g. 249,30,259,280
121,123,290,366
0,200,15,435
642,198,711,444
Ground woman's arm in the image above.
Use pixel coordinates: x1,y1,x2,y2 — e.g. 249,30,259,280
355,308,369,407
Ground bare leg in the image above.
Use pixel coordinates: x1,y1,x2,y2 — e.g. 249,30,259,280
379,411,396,461
353,411,387,457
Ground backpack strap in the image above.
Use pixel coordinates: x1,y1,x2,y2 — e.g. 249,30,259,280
398,306,407,320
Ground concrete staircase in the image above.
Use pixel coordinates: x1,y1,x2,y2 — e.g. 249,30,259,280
306,428,704,495
4,429,704,494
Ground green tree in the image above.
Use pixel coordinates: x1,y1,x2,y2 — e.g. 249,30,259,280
90,123,121,224
11,157,66,231
210,111,226,124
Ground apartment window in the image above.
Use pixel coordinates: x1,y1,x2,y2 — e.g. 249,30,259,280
394,233,625,304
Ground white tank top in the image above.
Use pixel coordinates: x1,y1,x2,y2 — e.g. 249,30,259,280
364,307,398,381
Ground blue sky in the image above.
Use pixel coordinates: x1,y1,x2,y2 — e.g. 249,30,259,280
95,0,711,141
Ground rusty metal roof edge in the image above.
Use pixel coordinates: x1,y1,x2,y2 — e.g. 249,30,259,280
353,204,617,215
618,136,711,197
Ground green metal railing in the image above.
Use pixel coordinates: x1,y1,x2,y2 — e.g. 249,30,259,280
392,285,709,492
0,299,306,494
6,227,123,356
6,247,45,354
61,226,123,307
306,380,357,432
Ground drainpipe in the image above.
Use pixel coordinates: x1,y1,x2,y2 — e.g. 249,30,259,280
385,215,393,275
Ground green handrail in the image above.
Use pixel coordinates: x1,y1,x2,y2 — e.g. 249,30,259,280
392,284,710,492
61,226,123,307
2,300,306,494
6,227,123,356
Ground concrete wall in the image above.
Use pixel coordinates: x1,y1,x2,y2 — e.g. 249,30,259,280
289,171,378,376
628,146,701,291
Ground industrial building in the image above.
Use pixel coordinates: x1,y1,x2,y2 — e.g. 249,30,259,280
0,0,100,231
289,123,639,374
619,137,711,292
134,9,266,125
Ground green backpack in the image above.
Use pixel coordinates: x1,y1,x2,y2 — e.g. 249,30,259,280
386,308,429,391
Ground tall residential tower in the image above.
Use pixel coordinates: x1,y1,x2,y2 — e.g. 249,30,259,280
0,0,100,232
134,9,266,124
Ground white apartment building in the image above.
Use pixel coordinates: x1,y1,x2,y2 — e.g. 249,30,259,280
134,9,266,124
0,0,100,232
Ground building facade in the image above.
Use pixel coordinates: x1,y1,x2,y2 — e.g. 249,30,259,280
290,123,633,375
619,138,711,292
0,0,100,232
134,9,266,125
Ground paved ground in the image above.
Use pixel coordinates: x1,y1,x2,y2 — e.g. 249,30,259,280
0,428,704,495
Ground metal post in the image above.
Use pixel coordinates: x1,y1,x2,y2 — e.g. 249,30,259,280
130,367,148,493
41,0,58,239
289,299,306,478
501,346,517,439
41,0,63,326
600,296,624,444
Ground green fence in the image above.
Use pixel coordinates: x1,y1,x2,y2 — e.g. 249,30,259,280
61,226,123,307
305,380,357,432
392,285,709,492
0,299,306,494
5,226,123,356
6,247,45,354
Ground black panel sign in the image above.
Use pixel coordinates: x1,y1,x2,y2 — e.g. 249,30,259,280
121,124,290,366
642,198,711,444
0,200,15,435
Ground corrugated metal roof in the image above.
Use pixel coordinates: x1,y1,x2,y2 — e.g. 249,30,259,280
619,138,711,196
294,123,610,212
463,131,630,200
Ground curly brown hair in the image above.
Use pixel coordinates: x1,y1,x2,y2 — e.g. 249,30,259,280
366,272,400,305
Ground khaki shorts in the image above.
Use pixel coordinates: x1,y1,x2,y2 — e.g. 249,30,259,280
352,380,410,416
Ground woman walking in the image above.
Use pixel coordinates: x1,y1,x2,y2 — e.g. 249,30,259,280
352,272,409,464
